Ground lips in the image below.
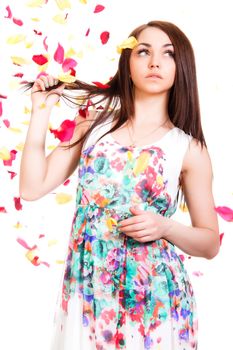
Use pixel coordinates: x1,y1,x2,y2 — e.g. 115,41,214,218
146,73,162,79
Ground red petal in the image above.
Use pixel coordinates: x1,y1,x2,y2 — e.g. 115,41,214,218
85,28,90,36
92,81,110,89
100,31,110,45
0,101,2,117
0,207,7,213
50,119,76,142
8,171,17,179
219,233,224,245
69,67,76,76
13,17,23,26
63,179,70,186
3,150,17,166
14,197,23,211
54,43,64,64
0,95,7,99
62,58,77,72
13,73,24,78
215,206,233,222
3,119,10,128
5,6,12,19
43,36,48,51
33,29,42,36
32,54,48,65
94,5,105,13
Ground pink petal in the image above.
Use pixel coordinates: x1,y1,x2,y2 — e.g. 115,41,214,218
3,150,17,166
0,207,7,213
0,95,7,99
215,206,233,222
62,58,77,72
92,81,110,89
179,254,185,262
219,233,224,245
8,171,17,179
0,101,2,117
13,73,24,78
13,17,23,26
16,237,32,250
3,119,10,128
85,28,90,36
43,36,48,51
5,6,12,19
54,43,64,64
94,5,105,13
100,31,110,45
14,197,23,211
50,119,76,142
32,54,48,65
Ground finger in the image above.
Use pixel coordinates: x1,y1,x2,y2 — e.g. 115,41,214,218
120,222,145,232
33,78,46,92
119,216,144,227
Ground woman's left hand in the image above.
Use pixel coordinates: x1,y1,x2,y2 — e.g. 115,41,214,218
118,206,172,243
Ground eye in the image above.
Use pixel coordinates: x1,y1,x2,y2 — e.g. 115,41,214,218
137,48,150,56
164,50,175,58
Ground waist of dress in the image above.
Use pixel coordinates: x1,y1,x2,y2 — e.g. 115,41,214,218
76,202,155,216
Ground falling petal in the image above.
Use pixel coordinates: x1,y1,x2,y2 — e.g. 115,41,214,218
14,197,23,211
215,206,233,222
0,147,10,160
12,17,24,26
56,260,65,264
57,73,76,83
7,34,26,44
13,72,24,78
3,150,17,166
92,81,110,89
53,13,68,24
25,41,33,48
9,127,22,133
62,58,77,72
17,237,31,250
5,5,12,18
3,120,10,128
0,101,2,117
0,207,7,213
50,119,76,141
43,36,48,51
192,271,204,277
26,0,48,7
55,192,73,204
63,179,70,186
55,0,71,10
33,29,43,36
32,54,48,65
8,171,17,179
117,36,138,54
48,239,58,247
94,5,105,13
85,28,90,36
14,222,23,229
16,143,24,151
11,56,30,66
179,203,189,212
219,233,224,245
54,43,64,63
100,31,110,45
79,0,87,4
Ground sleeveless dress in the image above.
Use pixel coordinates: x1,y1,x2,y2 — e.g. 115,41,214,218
50,126,198,350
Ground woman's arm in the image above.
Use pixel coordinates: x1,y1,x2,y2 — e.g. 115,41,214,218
119,139,220,259
19,75,89,201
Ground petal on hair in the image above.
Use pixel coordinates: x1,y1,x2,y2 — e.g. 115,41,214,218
12,17,24,26
57,73,76,82
32,54,48,65
62,58,77,72
215,206,233,222
117,36,138,54
50,119,76,141
100,31,110,45
55,0,71,10
5,5,12,18
94,5,105,13
54,43,64,64
55,192,73,204
92,81,110,89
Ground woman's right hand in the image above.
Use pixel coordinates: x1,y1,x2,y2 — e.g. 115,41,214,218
31,75,65,110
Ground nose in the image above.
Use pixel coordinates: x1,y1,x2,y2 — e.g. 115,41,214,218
149,54,160,69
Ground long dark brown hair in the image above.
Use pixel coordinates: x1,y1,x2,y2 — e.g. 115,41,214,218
25,20,206,147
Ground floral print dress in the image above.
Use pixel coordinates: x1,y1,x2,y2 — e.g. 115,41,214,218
51,126,198,350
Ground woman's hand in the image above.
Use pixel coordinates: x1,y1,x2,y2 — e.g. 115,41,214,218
118,206,172,243
31,75,65,110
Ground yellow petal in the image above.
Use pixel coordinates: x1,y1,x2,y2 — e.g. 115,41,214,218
55,193,73,204
25,41,34,48
79,0,87,4
55,0,71,10
47,145,56,150
56,260,65,264
9,127,22,133
38,61,49,72
0,147,10,160
22,120,30,125
27,0,47,7
24,106,31,114
39,103,47,109
14,222,23,229
65,48,76,58
7,34,26,45
133,152,150,176
16,143,24,151
53,14,68,24
11,56,30,66
48,239,58,247
57,73,76,83
31,17,40,22
179,203,189,212
76,51,84,59
25,248,40,262
117,36,138,54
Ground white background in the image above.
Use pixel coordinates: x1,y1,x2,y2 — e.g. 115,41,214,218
0,0,233,349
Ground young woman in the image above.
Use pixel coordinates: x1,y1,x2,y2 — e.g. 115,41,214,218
20,20,220,350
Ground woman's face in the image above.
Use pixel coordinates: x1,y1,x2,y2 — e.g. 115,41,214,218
129,27,176,97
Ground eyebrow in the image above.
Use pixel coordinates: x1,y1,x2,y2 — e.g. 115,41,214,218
137,42,174,48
